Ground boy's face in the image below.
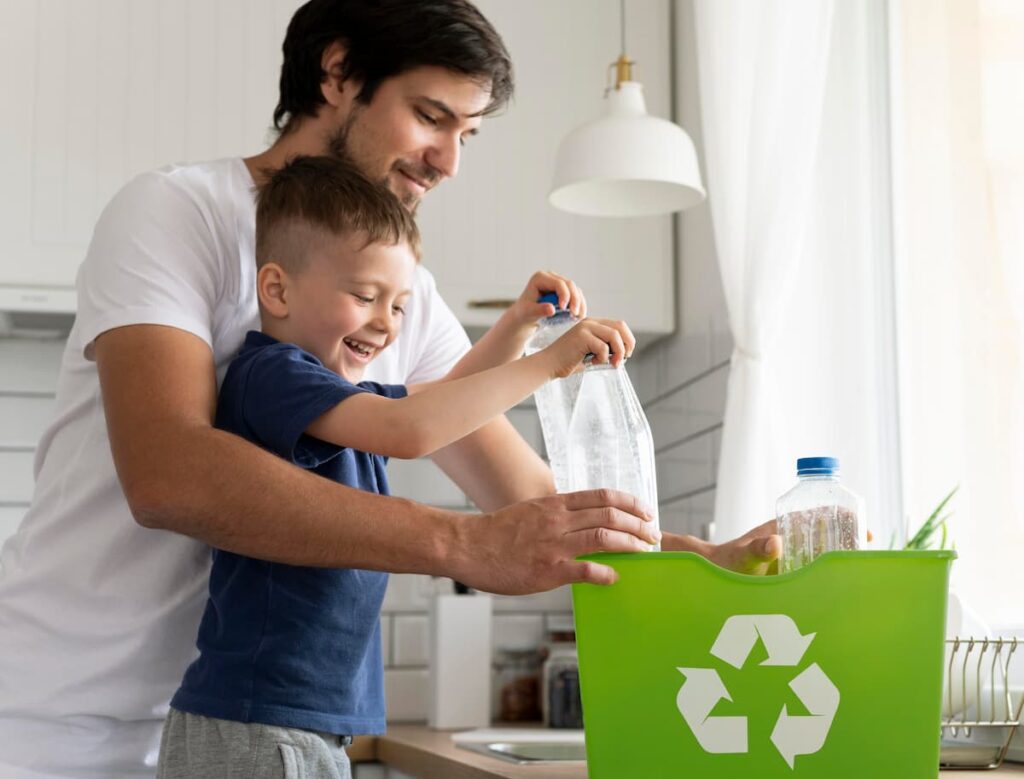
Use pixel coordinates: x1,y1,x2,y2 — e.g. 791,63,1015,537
327,66,490,210
282,233,416,382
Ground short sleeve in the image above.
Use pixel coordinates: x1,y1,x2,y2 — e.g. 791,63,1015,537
403,267,471,384
237,345,405,468
76,171,221,361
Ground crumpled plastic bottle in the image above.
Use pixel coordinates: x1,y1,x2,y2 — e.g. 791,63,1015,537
524,292,581,493
565,358,660,551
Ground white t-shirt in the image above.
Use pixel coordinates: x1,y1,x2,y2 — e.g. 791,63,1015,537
0,158,471,779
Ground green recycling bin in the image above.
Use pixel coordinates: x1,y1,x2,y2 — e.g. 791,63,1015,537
572,550,955,778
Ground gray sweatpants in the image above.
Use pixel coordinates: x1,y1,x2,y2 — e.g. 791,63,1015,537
157,709,353,779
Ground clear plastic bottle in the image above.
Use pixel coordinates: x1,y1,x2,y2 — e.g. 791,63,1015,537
565,360,660,550
776,457,864,573
525,293,581,492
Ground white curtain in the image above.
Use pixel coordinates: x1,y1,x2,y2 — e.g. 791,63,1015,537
892,0,1024,628
694,0,904,544
693,0,837,541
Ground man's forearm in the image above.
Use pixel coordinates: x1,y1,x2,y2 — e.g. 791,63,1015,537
446,308,533,380
129,424,464,573
432,415,556,511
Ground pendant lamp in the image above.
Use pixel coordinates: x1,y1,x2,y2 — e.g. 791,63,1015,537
548,2,706,217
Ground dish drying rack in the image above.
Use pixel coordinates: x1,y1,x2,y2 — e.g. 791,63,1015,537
941,637,1023,770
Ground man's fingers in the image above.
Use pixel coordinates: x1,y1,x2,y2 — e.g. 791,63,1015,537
756,534,782,560
563,559,618,587
560,488,654,520
564,504,661,547
566,524,655,556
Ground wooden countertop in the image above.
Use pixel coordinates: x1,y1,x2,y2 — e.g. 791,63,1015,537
350,726,1024,779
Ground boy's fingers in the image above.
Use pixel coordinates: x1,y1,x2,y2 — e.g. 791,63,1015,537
586,334,610,363
568,279,584,317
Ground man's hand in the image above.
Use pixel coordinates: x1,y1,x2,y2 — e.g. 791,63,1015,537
451,489,660,595
539,317,636,378
663,519,782,575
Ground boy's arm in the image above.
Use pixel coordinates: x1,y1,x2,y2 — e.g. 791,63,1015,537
306,318,631,460
445,270,587,380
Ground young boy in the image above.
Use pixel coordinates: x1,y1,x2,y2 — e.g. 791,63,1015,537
155,155,639,778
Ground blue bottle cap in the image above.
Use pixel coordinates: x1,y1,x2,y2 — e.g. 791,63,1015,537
797,456,839,476
537,292,573,321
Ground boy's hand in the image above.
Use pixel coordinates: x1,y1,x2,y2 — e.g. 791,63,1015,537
510,271,587,327
541,318,635,379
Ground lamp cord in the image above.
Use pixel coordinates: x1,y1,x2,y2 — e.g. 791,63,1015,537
620,0,626,56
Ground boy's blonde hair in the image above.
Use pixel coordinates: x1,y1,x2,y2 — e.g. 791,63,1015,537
255,155,421,273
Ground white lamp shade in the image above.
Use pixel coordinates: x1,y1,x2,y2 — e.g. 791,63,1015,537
549,81,706,217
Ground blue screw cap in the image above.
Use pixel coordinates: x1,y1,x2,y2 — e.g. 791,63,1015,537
797,456,839,476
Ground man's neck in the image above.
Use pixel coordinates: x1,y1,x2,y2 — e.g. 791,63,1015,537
244,119,326,187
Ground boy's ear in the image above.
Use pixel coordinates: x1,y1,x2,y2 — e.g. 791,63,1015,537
320,41,363,111
257,263,289,319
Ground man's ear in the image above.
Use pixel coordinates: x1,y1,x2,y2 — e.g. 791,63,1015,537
320,40,362,111
257,263,290,319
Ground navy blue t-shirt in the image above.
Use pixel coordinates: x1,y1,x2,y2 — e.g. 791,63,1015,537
170,331,407,735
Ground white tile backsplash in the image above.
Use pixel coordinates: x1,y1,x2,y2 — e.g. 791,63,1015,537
391,615,429,667
658,331,713,394
383,668,429,722
656,435,713,503
0,505,26,545
0,395,56,447
380,616,392,667
0,450,36,504
492,614,545,652
647,366,727,452
0,340,64,392
381,574,435,614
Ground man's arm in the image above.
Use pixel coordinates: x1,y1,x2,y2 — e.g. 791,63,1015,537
662,522,782,575
95,324,658,590
432,417,555,511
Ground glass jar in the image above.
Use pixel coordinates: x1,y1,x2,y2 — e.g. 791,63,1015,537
543,642,583,728
493,647,543,722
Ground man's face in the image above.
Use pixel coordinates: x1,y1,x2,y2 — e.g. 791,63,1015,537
326,66,491,210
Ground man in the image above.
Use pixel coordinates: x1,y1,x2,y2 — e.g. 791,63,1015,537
0,2,780,777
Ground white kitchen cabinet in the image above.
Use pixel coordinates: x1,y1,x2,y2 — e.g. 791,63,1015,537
1,0,675,342
0,0,301,291
417,0,676,342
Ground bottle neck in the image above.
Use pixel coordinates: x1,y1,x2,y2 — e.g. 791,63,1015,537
797,473,839,481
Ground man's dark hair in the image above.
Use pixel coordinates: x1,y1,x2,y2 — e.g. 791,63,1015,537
256,155,421,273
274,0,514,134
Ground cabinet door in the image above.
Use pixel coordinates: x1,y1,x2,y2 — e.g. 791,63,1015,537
416,0,676,341
0,0,300,289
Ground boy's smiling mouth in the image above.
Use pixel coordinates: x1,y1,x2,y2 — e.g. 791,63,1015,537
343,337,378,361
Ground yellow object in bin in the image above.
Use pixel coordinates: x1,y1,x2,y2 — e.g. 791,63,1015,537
571,550,955,778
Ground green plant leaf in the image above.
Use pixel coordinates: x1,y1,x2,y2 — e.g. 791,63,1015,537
904,485,958,551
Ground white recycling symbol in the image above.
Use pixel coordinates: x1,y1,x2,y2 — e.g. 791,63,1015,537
675,614,840,769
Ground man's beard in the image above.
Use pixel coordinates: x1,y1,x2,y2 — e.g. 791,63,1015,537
326,109,437,212
327,111,422,211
